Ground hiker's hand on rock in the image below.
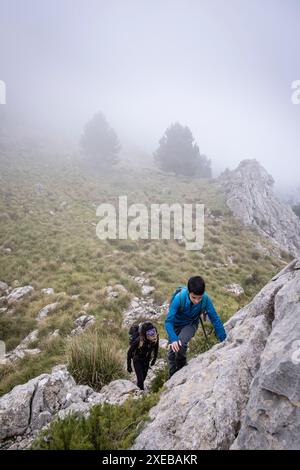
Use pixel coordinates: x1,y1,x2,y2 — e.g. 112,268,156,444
170,340,182,352
150,359,156,366
127,366,132,373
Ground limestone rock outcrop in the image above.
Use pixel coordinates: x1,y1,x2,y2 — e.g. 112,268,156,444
0,365,141,450
218,160,300,256
132,258,300,450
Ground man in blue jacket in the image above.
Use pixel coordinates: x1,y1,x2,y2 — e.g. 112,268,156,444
165,276,226,378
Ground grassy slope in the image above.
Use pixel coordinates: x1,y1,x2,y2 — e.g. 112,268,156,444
0,151,292,395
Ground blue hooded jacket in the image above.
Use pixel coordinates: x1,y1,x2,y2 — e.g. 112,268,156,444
165,287,227,343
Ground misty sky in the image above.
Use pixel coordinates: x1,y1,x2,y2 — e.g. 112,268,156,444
0,0,299,186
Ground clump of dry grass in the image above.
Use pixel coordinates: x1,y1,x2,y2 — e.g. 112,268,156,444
66,327,126,391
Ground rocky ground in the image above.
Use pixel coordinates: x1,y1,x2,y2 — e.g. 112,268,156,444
0,273,168,449
1,259,299,450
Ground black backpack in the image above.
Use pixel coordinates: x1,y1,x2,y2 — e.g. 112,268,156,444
128,323,142,346
169,285,187,312
128,321,156,346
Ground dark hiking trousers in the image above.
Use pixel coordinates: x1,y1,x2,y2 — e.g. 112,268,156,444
167,323,197,378
133,355,150,390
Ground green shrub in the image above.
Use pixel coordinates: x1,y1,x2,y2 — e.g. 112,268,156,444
31,393,159,450
280,249,292,262
243,269,264,287
66,328,126,391
117,240,139,252
149,365,169,393
155,269,174,282
0,315,37,351
32,413,90,450
250,250,261,261
209,236,222,245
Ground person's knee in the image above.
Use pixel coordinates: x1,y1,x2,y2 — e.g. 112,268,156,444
175,345,187,368
168,348,175,358
133,357,139,368
167,351,176,366
178,326,196,345
180,338,190,351
176,353,187,367
178,341,188,356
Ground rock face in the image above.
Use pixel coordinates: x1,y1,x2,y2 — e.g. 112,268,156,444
0,365,141,450
95,379,141,405
132,258,300,450
231,266,300,450
218,159,300,256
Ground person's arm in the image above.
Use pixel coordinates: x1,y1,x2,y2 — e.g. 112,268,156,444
205,296,227,341
150,335,159,366
127,339,139,372
164,294,181,343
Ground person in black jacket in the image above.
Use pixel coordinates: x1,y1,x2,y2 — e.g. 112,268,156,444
127,322,159,390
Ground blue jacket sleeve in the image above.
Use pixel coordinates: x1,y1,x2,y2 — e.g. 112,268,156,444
206,296,227,341
165,294,180,343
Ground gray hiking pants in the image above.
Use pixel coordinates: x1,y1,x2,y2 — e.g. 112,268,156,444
167,323,197,378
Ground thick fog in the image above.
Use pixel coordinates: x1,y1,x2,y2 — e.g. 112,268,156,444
0,0,299,187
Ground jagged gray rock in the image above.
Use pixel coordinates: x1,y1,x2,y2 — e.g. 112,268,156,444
132,258,300,450
141,285,155,296
0,365,140,450
218,159,300,256
6,285,34,305
41,288,54,295
0,330,40,364
231,262,300,450
122,274,165,328
37,302,59,321
49,329,60,338
106,284,128,299
224,283,244,296
94,379,141,405
70,314,95,335
122,296,166,328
